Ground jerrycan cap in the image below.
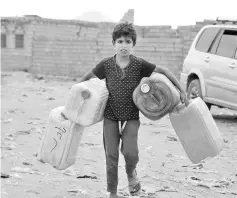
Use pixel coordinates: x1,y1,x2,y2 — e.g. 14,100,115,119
141,84,150,93
81,90,91,99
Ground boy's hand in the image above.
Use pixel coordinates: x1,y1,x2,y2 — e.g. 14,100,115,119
180,91,189,106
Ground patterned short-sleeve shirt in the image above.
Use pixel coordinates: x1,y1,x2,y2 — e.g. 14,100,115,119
92,54,156,121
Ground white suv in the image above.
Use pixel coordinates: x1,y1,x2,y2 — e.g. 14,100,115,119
180,17,237,110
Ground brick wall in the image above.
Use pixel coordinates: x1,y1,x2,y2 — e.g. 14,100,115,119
1,16,216,78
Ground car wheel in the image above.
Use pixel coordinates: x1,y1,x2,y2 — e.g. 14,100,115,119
187,79,211,110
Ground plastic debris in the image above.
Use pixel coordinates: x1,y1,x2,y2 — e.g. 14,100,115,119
223,138,228,143
0,191,9,196
156,185,178,192
151,131,161,135
6,180,18,186
33,153,38,157
142,185,156,194
76,175,98,180
166,153,173,157
182,163,203,169
22,161,33,166
188,177,232,190
1,143,16,150
15,130,30,135
11,167,34,174
190,176,201,181
167,135,178,142
172,154,187,160
11,167,46,176
211,179,231,188
196,183,211,189
67,188,88,195
231,191,237,195
1,118,13,124
4,137,14,141
1,152,16,159
4,136,14,141
117,188,130,197
145,146,152,152
193,169,218,174
26,190,40,194
35,75,44,80
80,142,97,147
26,121,40,125
61,167,78,176
1,173,10,178
10,173,22,179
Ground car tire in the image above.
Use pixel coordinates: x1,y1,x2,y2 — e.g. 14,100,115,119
187,79,211,110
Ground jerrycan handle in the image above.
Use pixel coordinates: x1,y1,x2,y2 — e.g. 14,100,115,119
60,90,91,119
172,100,191,114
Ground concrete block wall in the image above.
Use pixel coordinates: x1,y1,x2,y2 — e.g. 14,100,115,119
133,25,184,77
30,20,115,76
32,37,102,76
1,18,34,71
1,16,216,78
30,20,197,78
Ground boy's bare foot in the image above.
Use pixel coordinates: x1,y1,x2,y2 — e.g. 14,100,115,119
109,192,127,198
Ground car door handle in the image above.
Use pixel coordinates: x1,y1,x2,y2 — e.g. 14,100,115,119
204,57,210,62
229,63,236,68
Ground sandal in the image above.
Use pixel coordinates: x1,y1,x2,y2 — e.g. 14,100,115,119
128,170,141,196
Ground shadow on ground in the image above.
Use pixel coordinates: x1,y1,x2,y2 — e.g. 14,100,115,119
213,114,237,123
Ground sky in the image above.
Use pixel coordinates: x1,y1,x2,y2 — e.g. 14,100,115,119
1,0,237,28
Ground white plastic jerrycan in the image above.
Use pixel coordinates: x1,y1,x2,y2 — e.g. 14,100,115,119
169,97,224,164
62,78,109,126
38,106,84,170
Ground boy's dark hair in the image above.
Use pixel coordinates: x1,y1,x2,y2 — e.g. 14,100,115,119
112,21,137,46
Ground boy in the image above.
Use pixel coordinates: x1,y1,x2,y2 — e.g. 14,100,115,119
78,22,187,198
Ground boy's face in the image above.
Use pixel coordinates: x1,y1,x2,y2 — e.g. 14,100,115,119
113,36,134,57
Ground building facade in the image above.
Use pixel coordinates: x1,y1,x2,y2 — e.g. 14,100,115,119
1,12,216,78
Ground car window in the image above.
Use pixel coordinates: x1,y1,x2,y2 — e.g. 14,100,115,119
195,27,220,52
216,30,237,58
210,31,223,54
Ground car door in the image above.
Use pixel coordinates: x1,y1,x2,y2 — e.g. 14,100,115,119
206,28,237,107
193,27,222,97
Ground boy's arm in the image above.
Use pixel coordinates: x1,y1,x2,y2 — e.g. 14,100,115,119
153,65,188,105
78,70,96,83
78,58,105,83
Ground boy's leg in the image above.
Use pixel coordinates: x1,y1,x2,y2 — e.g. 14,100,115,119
103,118,121,193
120,120,140,178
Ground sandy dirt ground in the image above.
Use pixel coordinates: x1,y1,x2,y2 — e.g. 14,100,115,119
1,71,237,198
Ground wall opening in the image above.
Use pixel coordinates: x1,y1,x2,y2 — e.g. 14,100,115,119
15,34,24,48
1,33,7,48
